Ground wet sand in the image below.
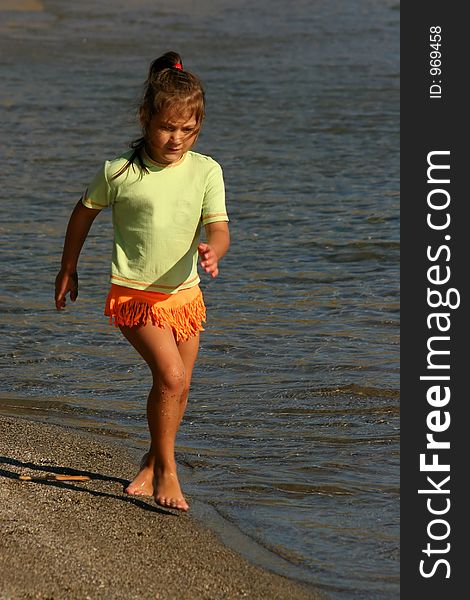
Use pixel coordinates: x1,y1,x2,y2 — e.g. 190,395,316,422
0,415,326,600
0,0,43,11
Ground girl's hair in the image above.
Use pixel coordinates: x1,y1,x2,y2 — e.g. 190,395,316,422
112,51,205,179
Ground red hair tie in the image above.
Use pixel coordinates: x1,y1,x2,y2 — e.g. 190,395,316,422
174,63,183,70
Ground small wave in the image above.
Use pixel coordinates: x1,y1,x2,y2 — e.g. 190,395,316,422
276,482,355,496
0,394,135,423
300,239,400,251
315,384,399,399
273,384,399,403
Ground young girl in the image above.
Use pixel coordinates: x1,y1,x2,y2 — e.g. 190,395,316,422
54,52,230,512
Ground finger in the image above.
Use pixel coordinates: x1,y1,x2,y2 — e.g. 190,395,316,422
203,260,218,275
201,259,215,271
55,288,65,310
200,252,211,263
55,284,71,310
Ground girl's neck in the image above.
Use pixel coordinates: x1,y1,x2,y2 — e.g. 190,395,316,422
143,146,188,168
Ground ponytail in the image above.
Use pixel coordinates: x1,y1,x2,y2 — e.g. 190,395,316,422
147,51,184,76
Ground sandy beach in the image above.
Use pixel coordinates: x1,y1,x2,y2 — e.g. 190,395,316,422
0,415,326,600
0,0,43,11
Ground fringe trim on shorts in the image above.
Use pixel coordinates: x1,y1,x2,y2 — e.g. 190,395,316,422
105,285,206,342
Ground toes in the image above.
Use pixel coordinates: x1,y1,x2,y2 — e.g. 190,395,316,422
125,483,154,496
127,489,145,496
156,496,189,512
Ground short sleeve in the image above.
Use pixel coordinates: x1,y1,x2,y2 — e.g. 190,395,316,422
82,161,115,210
202,163,229,226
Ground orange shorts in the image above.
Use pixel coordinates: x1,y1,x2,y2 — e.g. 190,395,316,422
104,284,206,342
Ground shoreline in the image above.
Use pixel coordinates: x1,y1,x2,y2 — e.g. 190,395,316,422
0,415,327,600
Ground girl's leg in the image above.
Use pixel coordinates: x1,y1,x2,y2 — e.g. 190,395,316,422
176,332,200,421
120,322,198,511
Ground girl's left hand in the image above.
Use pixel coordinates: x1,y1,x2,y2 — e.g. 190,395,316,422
55,269,79,310
198,243,219,278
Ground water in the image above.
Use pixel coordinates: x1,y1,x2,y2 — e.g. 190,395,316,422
0,1,399,598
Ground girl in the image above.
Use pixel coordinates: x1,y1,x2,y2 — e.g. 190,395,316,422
54,52,230,512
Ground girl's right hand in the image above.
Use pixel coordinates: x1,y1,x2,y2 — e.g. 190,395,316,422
55,270,79,311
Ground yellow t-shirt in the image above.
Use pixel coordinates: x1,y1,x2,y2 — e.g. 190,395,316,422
82,150,229,293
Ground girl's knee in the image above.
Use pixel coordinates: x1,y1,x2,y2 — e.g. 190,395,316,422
154,365,186,396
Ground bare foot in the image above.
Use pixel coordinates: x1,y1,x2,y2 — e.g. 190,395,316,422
154,468,189,512
125,453,155,496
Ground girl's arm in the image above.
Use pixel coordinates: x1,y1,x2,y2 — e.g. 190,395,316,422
198,221,230,278
55,200,101,310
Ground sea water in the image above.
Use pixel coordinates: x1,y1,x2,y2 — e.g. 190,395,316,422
0,1,399,598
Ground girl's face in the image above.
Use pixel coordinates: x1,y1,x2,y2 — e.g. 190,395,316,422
145,110,198,165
